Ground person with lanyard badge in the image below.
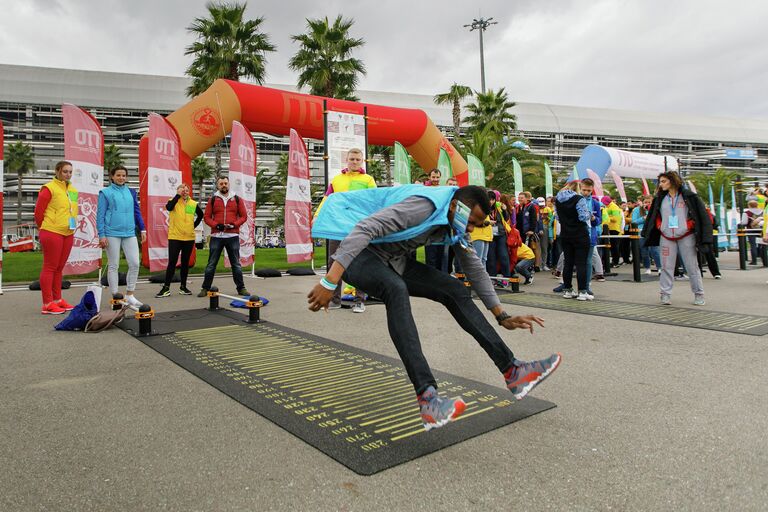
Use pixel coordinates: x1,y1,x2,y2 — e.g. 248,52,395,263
321,148,376,312
641,171,712,305
97,165,147,308
308,184,561,431
34,161,78,314
156,183,204,297
486,190,512,279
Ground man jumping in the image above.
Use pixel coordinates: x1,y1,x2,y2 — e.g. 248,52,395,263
308,185,561,431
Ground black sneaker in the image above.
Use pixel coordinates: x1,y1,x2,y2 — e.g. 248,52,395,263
179,286,192,295
197,288,209,298
155,286,170,298
237,287,250,296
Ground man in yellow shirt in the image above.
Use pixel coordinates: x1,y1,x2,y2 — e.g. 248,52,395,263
325,148,376,312
516,243,536,285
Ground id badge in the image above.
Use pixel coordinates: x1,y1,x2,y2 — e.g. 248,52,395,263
69,217,77,230
668,214,679,229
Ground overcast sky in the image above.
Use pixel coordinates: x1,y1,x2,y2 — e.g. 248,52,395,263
1,0,766,119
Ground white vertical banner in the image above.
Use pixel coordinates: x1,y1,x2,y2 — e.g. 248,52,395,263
226,121,257,267
285,129,313,263
62,104,103,275
146,113,181,272
326,111,367,182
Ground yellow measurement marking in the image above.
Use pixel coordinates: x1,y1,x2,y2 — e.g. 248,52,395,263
344,397,416,418
269,362,367,384
266,359,355,380
228,348,337,368
292,369,385,395
389,428,424,442
287,368,380,393
373,416,423,433
453,405,495,422
320,382,413,408
360,408,416,427
242,352,339,371
302,374,398,400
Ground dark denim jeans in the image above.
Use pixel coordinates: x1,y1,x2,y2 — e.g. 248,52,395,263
343,249,515,395
561,233,590,292
202,236,245,290
486,235,511,277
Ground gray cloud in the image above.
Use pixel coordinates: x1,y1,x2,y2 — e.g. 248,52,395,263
1,0,766,118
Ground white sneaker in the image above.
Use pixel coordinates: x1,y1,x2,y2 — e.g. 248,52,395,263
352,302,366,313
126,295,143,308
562,289,576,299
644,269,652,275
576,291,593,301
693,294,706,306
660,294,672,305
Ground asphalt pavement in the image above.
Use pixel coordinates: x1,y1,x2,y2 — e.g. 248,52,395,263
1,252,766,511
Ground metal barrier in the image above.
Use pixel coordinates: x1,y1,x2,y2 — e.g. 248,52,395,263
737,226,768,269
206,286,263,323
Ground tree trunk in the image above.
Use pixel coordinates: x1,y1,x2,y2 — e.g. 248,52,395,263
215,145,222,174
453,101,461,138
16,172,23,225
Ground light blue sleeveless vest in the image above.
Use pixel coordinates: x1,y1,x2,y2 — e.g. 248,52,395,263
312,185,458,243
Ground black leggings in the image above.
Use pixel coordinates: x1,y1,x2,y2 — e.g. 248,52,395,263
164,239,195,287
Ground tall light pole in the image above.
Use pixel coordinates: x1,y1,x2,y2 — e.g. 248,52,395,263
464,17,497,94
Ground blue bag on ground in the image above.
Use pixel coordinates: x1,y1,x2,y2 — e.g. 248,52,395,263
229,296,269,308
55,291,98,331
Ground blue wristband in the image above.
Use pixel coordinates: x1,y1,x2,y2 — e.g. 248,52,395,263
319,277,337,291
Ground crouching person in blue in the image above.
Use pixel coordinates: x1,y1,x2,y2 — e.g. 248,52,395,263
308,185,562,431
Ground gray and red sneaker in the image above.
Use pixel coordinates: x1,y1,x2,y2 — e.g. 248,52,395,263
504,353,562,400
417,386,466,431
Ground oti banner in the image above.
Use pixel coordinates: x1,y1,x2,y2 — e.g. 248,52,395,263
467,154,485,187
227,121,257,267
392,142,411,186
285,129,313,263
63,104,103,275
146,113,182,272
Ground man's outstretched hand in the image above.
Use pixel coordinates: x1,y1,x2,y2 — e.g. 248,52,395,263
307,284,334,312
501,315,545,333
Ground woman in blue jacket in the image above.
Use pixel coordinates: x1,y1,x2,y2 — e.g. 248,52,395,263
97,166,146,308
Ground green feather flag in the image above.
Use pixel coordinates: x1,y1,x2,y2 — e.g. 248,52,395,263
467,154,485,186
393,142,411,186
544,161,553,197
437,148,452,185
512,157,523,198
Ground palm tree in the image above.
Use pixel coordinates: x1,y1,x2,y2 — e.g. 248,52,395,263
368,145,391,185
463,87,517,138
6,141,35,224
289,15,366,100
191,155,215,199
185,1,276,97
433,83,473,138
103,144,124,173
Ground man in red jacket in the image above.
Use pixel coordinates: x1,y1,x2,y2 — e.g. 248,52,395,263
198,176,250,297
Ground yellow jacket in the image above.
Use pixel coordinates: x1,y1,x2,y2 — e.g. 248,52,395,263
328,171,376,193
606,202,623,232
168,197,198,241
41,179,78,236
470,216,493,242
517,243,534,261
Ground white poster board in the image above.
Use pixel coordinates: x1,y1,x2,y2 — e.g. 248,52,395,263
326,111,367,182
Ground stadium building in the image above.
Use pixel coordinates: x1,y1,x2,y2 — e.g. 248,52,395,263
2,63,767,234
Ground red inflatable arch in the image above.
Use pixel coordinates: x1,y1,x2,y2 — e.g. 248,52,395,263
141,79,468,184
